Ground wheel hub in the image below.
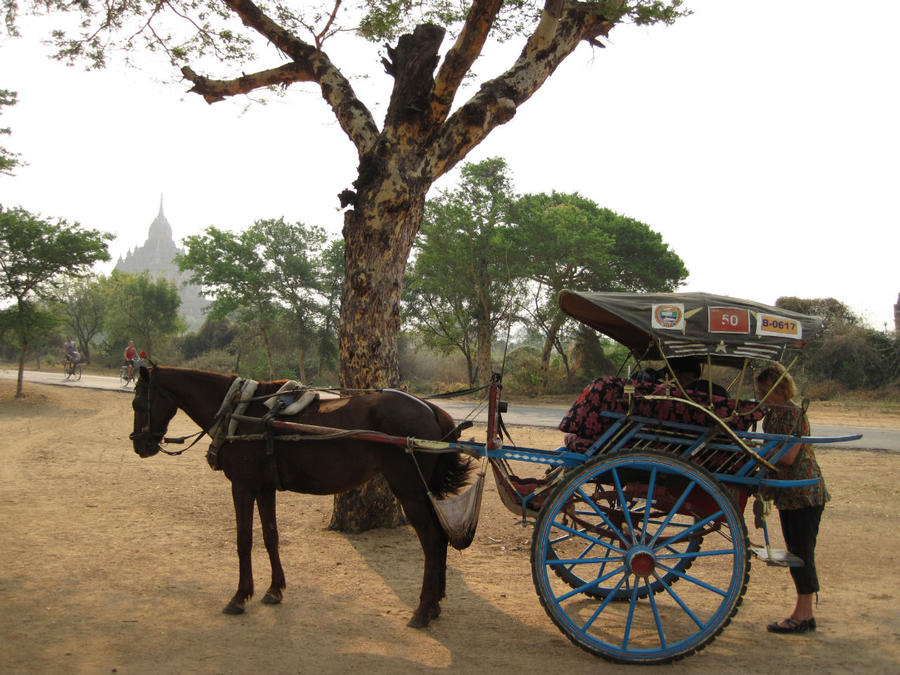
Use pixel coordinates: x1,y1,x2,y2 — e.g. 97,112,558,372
627,547,656,577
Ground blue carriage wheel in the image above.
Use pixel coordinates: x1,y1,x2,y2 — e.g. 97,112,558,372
531,450,749,665
544,488,702,602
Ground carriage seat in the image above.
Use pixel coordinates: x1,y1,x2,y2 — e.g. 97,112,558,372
559,376,765,453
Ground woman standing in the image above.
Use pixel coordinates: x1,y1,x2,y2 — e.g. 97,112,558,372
756,363,829,634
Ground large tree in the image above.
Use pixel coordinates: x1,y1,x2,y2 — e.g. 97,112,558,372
15,0,686,388
0,206,111,396
13,0,687,527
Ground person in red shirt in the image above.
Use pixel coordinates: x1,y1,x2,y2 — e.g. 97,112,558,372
123,340,138,380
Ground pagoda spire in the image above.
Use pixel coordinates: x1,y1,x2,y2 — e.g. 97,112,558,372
148,194,173,243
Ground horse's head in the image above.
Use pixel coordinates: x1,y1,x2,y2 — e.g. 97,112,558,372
130,365,178,458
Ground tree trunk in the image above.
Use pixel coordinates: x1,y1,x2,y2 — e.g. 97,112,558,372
475,318,492,386
330,148,432,531
539,311,567,392
16,343,26,398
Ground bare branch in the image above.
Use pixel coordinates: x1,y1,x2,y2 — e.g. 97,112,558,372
315,0,342,50
427,3,612,179
430,0,504,125
181,62,315,103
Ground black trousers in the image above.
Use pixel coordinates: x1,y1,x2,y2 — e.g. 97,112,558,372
779,505,824,595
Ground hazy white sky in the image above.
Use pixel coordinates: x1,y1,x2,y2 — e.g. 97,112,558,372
2,0,898,329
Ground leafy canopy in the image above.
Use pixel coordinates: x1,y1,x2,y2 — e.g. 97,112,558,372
0,205,112,304
103,271,183,357
7,1,688,68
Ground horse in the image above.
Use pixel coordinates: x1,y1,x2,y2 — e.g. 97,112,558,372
129,365,470,627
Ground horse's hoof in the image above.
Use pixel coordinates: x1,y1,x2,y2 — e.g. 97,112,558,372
261,592,282,605
407,614,429,629
222,602,246,615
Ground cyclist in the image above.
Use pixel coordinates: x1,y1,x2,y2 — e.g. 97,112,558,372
123,340,138,381
63,336,80,365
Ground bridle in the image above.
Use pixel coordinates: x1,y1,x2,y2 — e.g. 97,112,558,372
129,370,208,456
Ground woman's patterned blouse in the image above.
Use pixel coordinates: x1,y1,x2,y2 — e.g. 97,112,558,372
762,404,830,510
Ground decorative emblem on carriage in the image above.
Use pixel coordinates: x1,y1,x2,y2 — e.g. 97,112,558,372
651,304,685,330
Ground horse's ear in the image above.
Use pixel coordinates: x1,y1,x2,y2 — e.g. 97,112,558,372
139,365,151,380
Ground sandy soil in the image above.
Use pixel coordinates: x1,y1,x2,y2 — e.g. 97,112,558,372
1,382,898,674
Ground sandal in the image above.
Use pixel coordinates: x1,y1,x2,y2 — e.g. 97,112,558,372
767,617,816,633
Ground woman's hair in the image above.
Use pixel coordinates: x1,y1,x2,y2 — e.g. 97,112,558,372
755,363,797,401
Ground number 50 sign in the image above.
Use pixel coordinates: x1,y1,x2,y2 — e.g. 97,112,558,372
708,307,750,334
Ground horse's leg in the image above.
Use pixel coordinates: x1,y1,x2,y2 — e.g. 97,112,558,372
397,494,448,628
223,482,255,615
256,488,286,605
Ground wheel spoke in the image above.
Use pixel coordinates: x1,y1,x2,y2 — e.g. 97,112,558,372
573,486,629,545
549,519,626,555
647,478,698,548
640,468,658,545
647,575,667,649
655,561,730,597
552,564,628,602
612,467,638,546
655,509,723,549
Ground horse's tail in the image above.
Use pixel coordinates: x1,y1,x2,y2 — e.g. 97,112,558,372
425,402,474,498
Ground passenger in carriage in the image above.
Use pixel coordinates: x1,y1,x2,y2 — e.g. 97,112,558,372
666,356,729,398
756,363,828,635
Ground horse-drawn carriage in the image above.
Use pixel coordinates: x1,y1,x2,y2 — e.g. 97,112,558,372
130,290,860,664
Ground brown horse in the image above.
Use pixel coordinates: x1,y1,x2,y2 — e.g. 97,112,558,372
129,365,469,627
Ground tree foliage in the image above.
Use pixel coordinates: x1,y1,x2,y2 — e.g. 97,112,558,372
405,157,519,385
179,218,334,380
103,271,183,360
776,296,899,391
0,206,111,395
507,191,686,388
54,274,107,363
0,89,23,176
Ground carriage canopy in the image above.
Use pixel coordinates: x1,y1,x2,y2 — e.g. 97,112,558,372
558,290,822,363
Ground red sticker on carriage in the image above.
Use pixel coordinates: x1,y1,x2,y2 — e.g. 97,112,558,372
756,313,802,339
708,307,750,334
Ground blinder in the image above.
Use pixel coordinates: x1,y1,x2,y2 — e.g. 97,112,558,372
129,373,167,446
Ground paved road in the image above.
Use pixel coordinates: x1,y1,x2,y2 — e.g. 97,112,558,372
4,368,898,452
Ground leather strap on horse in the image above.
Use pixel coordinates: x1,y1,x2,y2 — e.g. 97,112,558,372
263,402,285,492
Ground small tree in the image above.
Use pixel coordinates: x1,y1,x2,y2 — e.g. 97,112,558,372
179,219,331,379
54,275,107,363
0,206,111,396
405,158,520,385
104,271,183,360
776,296,900,390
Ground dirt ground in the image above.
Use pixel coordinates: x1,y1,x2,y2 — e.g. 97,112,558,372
1,382,898,674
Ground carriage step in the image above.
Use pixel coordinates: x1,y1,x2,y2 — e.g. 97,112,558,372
751,547,805,567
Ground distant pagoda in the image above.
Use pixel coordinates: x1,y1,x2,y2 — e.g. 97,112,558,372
115,197,209,329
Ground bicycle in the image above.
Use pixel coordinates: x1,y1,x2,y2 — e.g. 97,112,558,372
120,358,142,387
63,358,82,381
119,364,135,387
